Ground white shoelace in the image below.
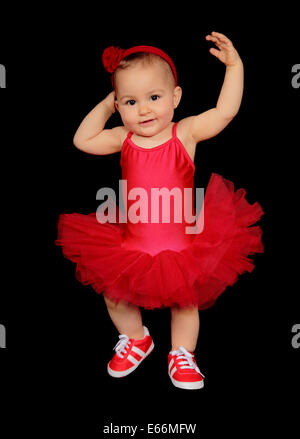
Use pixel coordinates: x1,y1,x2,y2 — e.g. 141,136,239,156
171,346,205,377
113,334,131,358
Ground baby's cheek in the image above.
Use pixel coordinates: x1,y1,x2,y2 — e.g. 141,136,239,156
160,106,174,122
120,112,136,130
123,115,135,128
122,107,135,120
119,109,131,125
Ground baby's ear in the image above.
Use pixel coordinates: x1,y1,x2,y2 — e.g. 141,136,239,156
173,86,182,109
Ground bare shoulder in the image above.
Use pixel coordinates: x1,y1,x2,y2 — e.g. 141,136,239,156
114,125,130,146
176,117,197,162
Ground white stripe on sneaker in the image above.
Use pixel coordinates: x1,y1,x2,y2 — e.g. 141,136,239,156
170,366,177,377
131,346,146,358
168,358,174,373
127,354,139,366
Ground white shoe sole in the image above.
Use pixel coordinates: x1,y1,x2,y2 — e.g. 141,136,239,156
107,341,155,378
169,374,204,390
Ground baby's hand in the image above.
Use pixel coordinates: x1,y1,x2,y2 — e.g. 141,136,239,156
205,32,241,67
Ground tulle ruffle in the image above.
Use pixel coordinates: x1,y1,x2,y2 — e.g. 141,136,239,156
55,173,264,310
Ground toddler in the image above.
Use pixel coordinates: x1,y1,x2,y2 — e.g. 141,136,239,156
55,32,264,390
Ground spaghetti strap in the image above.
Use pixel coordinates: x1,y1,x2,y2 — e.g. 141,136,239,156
127,131,133,139
172,122,178,138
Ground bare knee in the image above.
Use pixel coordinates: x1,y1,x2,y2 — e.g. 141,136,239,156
103,294,121,310
103,294,134,312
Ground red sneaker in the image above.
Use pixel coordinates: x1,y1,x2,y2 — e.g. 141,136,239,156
107,326,154,378
168,346,205,390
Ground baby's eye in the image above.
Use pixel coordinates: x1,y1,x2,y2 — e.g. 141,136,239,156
150,95,160,101
126,99,136,106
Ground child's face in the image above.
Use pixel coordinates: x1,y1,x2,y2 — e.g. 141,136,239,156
115,61,181,137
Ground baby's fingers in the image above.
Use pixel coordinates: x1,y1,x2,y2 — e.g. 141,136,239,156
211,31,232,46
209,47,223,60
205,36,221,51
206,34,229,50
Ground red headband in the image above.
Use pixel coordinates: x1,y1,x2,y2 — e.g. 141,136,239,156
102,45,178,86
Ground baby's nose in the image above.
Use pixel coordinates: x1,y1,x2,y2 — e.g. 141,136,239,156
139,102,151,115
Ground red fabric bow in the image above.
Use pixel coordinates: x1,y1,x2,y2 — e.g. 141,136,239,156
102,46,125,73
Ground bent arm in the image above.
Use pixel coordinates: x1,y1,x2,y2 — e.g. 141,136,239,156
185,32,244,144
73,92,123,155
189,60,244,143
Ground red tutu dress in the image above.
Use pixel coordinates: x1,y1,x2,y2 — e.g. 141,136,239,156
55,122,264,310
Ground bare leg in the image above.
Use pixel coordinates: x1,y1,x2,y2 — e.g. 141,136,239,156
170,306,199,352
103,294,144,339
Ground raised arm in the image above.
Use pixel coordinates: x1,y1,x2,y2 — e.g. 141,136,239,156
184,32,244,144
73,91,125,155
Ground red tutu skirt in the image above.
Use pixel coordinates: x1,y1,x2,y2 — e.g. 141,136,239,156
55,173,264,310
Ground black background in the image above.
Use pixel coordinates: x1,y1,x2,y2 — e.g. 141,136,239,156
1,5,299,438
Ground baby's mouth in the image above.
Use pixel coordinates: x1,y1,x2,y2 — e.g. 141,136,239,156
139,119,156,125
